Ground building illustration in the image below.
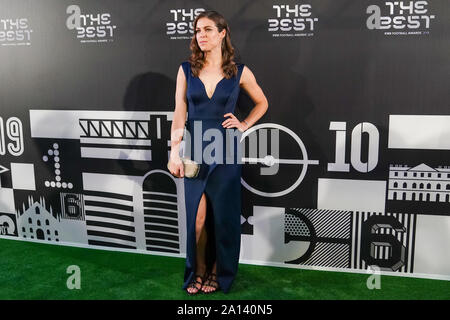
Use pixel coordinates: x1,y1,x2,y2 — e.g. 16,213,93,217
388,164,450,202
16,196,61,241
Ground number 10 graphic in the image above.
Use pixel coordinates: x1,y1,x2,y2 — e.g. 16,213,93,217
328,121,379,173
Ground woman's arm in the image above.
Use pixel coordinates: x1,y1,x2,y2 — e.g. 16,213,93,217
168,65,188,177
239,66,269,130
222,65,269,132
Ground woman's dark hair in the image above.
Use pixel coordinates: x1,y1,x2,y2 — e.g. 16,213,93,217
188,10,237,79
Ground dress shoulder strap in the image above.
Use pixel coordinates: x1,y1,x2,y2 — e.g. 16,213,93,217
181,61,190,80
237,63,245,82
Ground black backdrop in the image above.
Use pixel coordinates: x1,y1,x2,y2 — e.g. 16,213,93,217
0,0,449,280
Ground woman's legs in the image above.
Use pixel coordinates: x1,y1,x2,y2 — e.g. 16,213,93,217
201,194,218,293
201,262,218,293
187,192,208,294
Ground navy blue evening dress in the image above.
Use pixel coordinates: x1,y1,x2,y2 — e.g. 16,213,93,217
180,61,245,294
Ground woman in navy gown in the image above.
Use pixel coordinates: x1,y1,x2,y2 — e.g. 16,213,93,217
167,10,268,295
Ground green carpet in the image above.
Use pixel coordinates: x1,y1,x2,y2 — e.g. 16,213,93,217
0,238,448,300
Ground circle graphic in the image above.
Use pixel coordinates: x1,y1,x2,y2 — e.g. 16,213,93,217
239,123,319,197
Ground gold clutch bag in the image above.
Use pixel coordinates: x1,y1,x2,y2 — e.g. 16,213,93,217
181,157,200,178
167,157,200,179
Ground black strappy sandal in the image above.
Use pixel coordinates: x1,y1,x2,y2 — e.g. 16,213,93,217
201,272,220,294
186,274,204,295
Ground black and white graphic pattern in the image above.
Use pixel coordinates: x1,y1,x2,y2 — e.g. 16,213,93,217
0,164,9,176
84,191,136,249
79,118,152,161
284,209,416,273
60,193,85,220
0,213,18,237
143,172,180,254
355,212,416,273
42,143,73,189
285,208,352,268
16,196,60,242
388,164,450,203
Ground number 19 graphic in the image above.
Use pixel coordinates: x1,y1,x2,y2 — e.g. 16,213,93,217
0,117,24,156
